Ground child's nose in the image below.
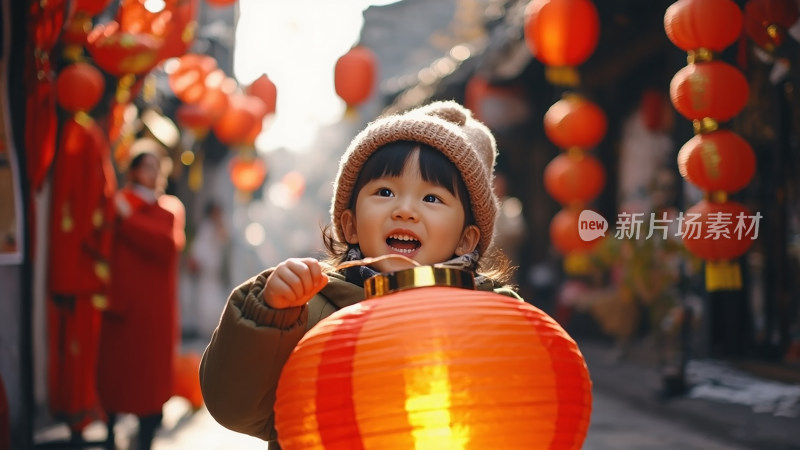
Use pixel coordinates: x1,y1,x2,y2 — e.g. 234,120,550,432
392,199,418,222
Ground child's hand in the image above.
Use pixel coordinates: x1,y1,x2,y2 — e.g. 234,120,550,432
263,258,329,309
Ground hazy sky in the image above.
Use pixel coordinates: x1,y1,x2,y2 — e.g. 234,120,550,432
233,0,400,153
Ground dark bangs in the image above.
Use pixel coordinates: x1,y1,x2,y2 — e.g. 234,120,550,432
350,141,475,225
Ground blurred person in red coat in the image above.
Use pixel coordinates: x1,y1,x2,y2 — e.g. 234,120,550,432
96,146,185,450
46,113,116,440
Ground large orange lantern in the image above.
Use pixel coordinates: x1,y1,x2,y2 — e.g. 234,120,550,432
669,61,749,124
664,0,743,53
543,94,607,149
677,130,756,193
56,62,105,113
543,152,606,205
523,0,600,70
334,45,377,108
744,0,800,52
275,269,592,450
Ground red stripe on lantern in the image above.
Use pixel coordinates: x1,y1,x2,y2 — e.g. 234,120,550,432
314,307,370,449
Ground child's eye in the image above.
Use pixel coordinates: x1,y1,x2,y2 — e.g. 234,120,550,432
377,188,393,197
423,194,442,203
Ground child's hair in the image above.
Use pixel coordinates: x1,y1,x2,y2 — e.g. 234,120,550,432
322,100,517,284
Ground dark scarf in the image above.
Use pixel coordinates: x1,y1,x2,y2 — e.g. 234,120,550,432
342,247,480,287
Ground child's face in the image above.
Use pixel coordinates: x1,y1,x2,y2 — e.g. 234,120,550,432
341,152,480,273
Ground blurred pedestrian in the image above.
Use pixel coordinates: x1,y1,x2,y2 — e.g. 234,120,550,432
96,145,185,450
186,201,230,339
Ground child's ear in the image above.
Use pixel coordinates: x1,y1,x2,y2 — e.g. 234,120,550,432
455,225,480,256
340,209,359,244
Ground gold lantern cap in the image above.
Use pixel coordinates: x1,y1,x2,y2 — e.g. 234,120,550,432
364,266,476,299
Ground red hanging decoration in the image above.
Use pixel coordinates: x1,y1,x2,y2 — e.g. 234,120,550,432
25,0,71,192
550,207,601,254
86,21,163,77
680,199,757,261
275,285,592,449
167,53,219,103
245,74,277,116
212,94,262,147
543,93,607,149
677,130,756,193
157,0,199,61
523,0,600,68
334,45,377,108
665,0,756,291
664,0,744,53
669,61,750,123
56,62,106,113
743,0,800,52
229,155,267,193
543,151,606,205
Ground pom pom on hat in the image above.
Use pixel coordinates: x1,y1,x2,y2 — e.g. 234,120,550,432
331,100,499,255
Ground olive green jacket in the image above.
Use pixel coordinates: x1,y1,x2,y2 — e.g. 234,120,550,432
199,267,521,443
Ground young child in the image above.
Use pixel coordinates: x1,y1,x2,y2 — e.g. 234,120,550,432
200,100,520,445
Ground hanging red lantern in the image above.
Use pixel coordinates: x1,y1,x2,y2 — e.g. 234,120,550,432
275,280,592,450
175,103,216,137
664,0,743,53
669,61,749,123
743,0,800,52
117,0,170,37
156,0,198,61
680,199,757,261
167,53,219,103
544,152,606,205
56,62,105,113
550,207,600,254
677,130,756,193
86,21,163,77
245,74,277,116
213,94,262,146
543,94,607,149
229,155,267,192
334,45,377,108
523,0,600,68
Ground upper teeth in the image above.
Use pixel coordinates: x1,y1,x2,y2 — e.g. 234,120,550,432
389,234,416,241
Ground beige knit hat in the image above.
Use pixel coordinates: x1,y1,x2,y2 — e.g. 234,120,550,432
331,100,499,255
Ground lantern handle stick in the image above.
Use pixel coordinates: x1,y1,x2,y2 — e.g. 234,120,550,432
335,254,420,271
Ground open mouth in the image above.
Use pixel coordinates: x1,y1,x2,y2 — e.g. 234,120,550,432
386,234,421,254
